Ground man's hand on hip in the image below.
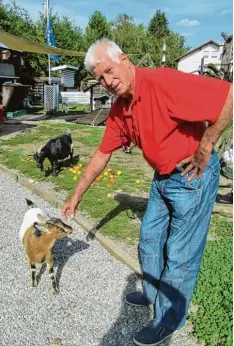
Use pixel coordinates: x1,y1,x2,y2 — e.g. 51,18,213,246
178,145,212,181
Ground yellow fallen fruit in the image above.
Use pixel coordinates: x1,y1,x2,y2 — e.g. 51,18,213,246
73,176,78,181
107,193,112,198
77,171,81,175
104,171,109,176
116,170,122,176
69,168,74,172
136,179,141,184
109,174,115,179
107,168,112,172
78,163,83,168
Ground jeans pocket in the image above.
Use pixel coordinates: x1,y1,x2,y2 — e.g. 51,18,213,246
183,173,204,191
211,162,221,181
209,163,220,203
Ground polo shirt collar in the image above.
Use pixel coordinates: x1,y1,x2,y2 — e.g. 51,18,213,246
123,67,143,115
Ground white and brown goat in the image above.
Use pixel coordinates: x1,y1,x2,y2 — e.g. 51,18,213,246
19,199,73,295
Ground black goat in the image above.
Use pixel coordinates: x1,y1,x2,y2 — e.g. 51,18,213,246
33,130,73,176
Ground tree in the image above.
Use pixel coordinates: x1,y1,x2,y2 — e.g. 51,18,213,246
0,2,43,76
0,3,191,78
0,2,85,77
148,10,170,38
164,31,190,68
220,32,233,82
36,13,85,69
84,11,110,49
109,14,151,65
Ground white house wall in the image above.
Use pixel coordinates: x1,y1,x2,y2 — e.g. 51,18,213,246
178,43,223,74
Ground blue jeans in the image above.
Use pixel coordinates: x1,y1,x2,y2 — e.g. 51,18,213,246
139,151,220,330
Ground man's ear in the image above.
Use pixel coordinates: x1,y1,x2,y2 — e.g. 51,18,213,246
121,53,129,65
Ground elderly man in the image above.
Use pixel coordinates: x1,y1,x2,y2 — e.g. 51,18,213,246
62,39,232,345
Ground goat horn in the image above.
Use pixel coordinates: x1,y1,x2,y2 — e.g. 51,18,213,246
37,145,43,153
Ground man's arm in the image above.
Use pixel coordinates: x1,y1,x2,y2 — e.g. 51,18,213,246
200,84,233,150
180,84,233,180
62,150,111,218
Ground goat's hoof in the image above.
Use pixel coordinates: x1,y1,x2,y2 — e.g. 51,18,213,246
51,289,58,296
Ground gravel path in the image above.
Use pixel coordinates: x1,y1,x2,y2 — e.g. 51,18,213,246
0,172,200,346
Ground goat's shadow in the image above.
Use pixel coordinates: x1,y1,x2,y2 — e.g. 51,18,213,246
44,154,80,177
98,272,186,346
37,237,89,288
87,193,148,240
53,237,89,288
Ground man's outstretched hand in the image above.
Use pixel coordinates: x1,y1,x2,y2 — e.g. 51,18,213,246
62,194,80,219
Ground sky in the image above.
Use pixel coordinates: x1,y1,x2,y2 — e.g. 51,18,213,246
3,0,233,48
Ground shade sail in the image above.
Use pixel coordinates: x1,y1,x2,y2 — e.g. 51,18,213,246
0,30,86,57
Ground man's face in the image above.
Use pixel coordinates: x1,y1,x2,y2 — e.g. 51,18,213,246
92,53,134,98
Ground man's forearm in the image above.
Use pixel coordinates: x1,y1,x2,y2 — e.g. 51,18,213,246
73,150,111,199
200,84,233,153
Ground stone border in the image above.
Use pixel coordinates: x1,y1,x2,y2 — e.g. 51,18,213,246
0,163,141,275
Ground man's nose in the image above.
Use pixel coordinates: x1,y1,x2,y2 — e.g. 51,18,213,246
103,74,112,87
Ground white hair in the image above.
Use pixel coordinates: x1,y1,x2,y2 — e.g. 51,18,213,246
84,38,123,71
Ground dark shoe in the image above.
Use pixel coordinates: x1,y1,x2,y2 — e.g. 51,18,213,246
133,321,175,345
125,291,153,306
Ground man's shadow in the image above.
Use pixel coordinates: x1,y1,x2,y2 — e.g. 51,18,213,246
98,272,186,346
37,237,89,288
86,193,148,240
98,273,151,346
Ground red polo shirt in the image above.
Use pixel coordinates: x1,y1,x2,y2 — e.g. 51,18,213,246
99,67,230,174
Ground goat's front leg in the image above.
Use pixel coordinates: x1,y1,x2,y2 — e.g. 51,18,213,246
70,152,73,165
69,144,74,166
30,263,38,287
52,160,59,176
46,254,57,295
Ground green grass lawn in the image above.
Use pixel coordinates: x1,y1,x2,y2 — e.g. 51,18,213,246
0,121,152,244
0,121,232,245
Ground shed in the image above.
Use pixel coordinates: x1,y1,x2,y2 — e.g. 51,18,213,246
50,65,79,88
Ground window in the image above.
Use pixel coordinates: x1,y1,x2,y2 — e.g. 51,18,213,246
211,51,218,58
203,51,209,58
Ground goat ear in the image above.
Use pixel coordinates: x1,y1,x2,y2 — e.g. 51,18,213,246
34,222,47,236
37,214,46,224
